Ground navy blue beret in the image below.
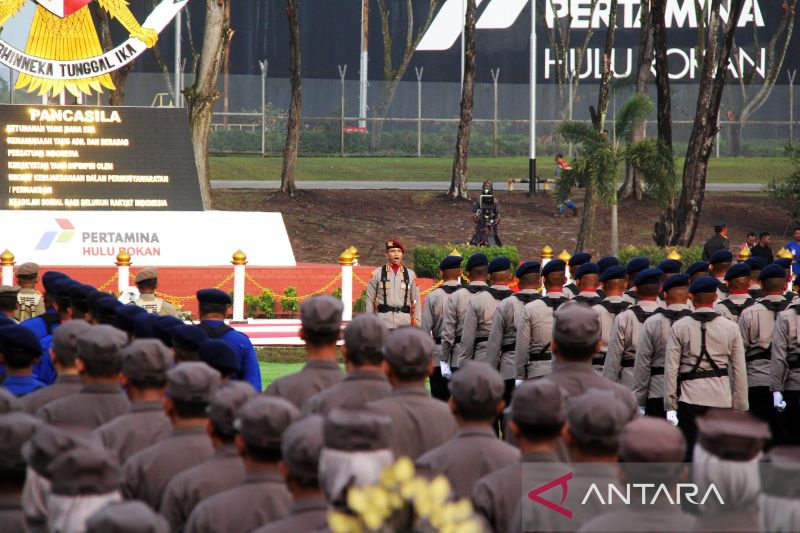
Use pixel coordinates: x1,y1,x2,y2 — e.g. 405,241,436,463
133,313,159,339
657,259,683,274
542,259,566,277
575,262,599,279
171,325,209,351
439,255,463,271
686,261,710,277
599,265,627,282
597,256,619,274
115,305,148,334
93,296,122,320
68,283,96,303
0,315,15,328
724,263,751,281
465,253,489,271
744,257,767,271
689,276,721,294
569,252,592,266
199,339,241,376
153,316,183,347
759,263,788,281
41,272,68,294
0,325,42,356
662,274,690,292
774,258,793,270
634,268,664,286
52,278,77,299
488,257,512,274
626,257,650,275
196,289,232,306
515,261,541,279
710,249,733,265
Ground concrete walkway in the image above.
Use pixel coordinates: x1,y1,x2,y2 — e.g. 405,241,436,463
211,180,764,192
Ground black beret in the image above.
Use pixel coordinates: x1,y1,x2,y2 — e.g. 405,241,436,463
465,253,489,271
710,249,733,264
198,339,241,375
597,256,619,274
488,256,512,274
196,289,232,306
724,263,751,281
657,259,682,274
41,271,68,294
744,257,766,271
0,324,43,356
759,263,787,281
686,261,710,277
515,261,541,279
662,274,690,292
171,325,209,351
542,259,566,277
633,268,664,286
599,266,626,283
774,258,793,270
625,257,649,275
575,262,599,279
569,252,592,266
689,276,721,294
439,255,463,270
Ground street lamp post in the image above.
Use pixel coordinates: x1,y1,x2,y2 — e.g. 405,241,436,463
528,0,537,197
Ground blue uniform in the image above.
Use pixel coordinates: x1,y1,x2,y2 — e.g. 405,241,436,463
786,240,800,276
200,320,262,391
2,375,47,397
21,311,60,385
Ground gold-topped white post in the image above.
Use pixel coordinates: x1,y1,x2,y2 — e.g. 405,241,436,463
558,249,572,289
1,250,15,286
232,250,247,322
115,250,131,294
339,249,355,321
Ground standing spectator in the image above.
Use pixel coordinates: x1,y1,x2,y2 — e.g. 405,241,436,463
702,221,730,261
553,154,577,218
741,232,757,251
751,232,774,263
784,227,800,276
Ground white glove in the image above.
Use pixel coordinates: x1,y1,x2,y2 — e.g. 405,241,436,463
638,406,646,416
666,410,679,426
515,379,524,387
439,361,452,380
774,391,787,412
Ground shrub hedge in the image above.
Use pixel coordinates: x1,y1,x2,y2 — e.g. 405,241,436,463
412,244,520,279
617,245,704,268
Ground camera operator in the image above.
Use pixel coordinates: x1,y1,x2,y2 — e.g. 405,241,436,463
470,180,501,247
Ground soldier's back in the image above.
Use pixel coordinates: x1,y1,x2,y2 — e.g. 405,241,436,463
264,360,344,409
37,383,130,428
549,362,638,419
251,495,328,533
21,375,82,415
94,401,172,463
302,370,391,415
16,288,44,321
368,386,457,460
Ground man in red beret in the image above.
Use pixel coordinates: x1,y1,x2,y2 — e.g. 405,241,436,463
365,240,421,329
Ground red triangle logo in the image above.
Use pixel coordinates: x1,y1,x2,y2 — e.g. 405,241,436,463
527,472,573,519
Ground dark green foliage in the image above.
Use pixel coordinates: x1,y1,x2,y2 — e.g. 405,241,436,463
412,244,520,279
767,144,800,225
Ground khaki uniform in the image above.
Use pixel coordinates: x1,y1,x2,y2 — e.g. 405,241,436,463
471,450,559,533
251,495,328,533
301,370,391,415
183,469,291,533
415,427,519,500
603,300,662,388
714,293,756,323
770,304,800,443
368,386,457,460
563,281,579,299
420,280,462,364
121,426,214,510
94,400,172,463
133,293,179,317
591,295,629,373
547,362,638,419
459,285,513,367
486,291,539,380
264,360,344,409
16,288,44,322
622,289,638,305
21,374,82,415
440,283,487,368
160,445,245,531
36,382,130,429
632,305,692,412
514,292,569,380
365,265,421,329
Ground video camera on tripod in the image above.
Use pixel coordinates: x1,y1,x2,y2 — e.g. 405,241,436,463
479,181,498,225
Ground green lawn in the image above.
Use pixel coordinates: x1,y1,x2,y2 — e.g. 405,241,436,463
210,155,791,184
259,362,304,388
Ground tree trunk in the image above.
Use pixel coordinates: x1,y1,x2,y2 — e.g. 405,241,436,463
185,0,232,210
653,0,744,246
96,8,133,106
575,0,617,252
448,0,476,200
652,0,672,149
281,0,302,197
621,0,652,200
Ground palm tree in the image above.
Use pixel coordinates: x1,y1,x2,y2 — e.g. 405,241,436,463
558,94,678,253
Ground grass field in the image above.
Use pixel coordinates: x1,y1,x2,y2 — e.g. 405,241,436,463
210,155,791,184
259,362,304,388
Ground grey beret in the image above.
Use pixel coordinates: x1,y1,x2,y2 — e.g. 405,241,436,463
282,415,325,483
49,445,120,496
344,314,387,358
0,285,20,297
0,388,21,414
511,378,567,427
553,302,601,349
301,295,343,334
15,262,40,277
620,417,685,463
75,325,128,368
134,268,158,284
166,362,220,403
0,412,41,471
449,361,504,414
22,424,101,477
121,339,174,382
86,501,170,533
51,320,92,363
697,408,771,461
236,396,300,449
383,326,434,377
324,408,391,452
567,390,630,450
208,381,257,436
